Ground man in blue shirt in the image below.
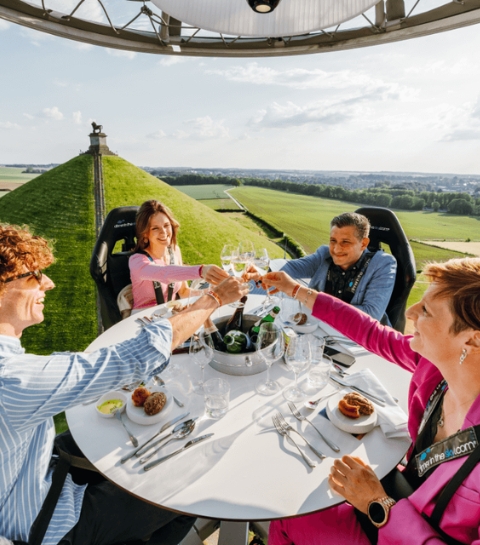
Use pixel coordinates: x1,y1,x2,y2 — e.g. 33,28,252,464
281,212,396,322
0,224,248,545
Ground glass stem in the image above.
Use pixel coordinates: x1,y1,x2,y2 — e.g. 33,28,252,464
265,364,271,385
201,365,205,386
293,371,299,390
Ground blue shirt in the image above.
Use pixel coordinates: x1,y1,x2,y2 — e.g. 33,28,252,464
0,320,172,545
282,246,397,321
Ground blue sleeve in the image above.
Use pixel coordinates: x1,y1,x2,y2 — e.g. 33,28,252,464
281,247,326,280
0,320,172,431
353,252,397,320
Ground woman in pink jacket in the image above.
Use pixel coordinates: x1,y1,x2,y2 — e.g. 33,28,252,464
263,258,480,545
129,200,228,310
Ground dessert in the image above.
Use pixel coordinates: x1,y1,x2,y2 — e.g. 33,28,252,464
131,386,151,407
293,312,308,325
143,391,167,416
338,392,374,419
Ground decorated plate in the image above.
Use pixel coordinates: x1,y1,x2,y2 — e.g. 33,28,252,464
326,391,377,434
126,386,173,425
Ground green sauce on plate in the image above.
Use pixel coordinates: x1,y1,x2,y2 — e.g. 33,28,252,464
97,399,124,414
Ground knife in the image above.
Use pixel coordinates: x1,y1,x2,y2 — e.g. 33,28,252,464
135,418,198,457
143,433,214,471
329,376,386,407
120,412,189,463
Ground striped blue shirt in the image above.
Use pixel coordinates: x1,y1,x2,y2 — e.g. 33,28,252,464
0,320,172,545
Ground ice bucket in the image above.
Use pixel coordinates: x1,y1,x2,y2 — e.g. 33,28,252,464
209,315,280,376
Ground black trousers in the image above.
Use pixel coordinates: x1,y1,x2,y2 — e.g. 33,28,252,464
59,479,195,545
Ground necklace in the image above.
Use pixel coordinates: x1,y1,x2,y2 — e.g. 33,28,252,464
438,391,478,428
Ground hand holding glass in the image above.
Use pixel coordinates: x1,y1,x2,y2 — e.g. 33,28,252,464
189,331,214,394
284,336,311,402
255,322,285,396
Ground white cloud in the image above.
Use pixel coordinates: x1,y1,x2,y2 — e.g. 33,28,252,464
188,116,230,139
72,111,82,125
146,130,167,140
43,107,64,120
173,129,190,140
106,48,136,60
0,121,20,130
23,113,34,120
54,79,68,88
158,57,189,67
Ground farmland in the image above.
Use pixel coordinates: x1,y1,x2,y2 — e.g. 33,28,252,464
171,183,235,200
0,166,41,184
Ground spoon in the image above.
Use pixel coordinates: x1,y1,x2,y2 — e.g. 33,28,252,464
135,418,197,457
152,375,184,408
139,421,196,463
113,409,138,447
304,388,340,410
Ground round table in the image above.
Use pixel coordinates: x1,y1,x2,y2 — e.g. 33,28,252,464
66,295,411,539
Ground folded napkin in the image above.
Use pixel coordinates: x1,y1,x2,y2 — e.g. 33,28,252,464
338,368,410,440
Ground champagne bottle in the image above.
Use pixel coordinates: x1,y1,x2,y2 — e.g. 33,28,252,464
222,296,248,335
224,330,253,354
249,306,281,343
204,317,227,352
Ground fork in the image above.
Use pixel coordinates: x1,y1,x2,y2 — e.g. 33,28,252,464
275,412,325,459
287,401,340,452
152,375,184,408
272,415,317,469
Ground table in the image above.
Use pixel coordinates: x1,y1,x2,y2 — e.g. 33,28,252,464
66,296,411,543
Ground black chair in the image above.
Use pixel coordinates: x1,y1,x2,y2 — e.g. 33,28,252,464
355,206,416,333
90,206,139,330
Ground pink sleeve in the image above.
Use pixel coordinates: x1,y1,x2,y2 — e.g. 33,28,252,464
312,292,419,373
129,253,201,284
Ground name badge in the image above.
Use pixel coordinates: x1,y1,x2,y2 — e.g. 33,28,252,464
416,427,478,477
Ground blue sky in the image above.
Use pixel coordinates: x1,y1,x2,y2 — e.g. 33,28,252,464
1,13,480,173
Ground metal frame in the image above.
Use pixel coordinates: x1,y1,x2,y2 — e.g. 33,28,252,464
1,0,480,57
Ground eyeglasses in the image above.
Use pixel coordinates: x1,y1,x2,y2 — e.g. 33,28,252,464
4,270,43,284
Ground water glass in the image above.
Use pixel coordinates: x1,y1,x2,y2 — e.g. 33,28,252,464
307,336,331,389
255,322,284,396
204,378,230,419
189,331,214,395
283,335,311,402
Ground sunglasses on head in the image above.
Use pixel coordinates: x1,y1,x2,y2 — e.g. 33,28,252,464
4,270,43,284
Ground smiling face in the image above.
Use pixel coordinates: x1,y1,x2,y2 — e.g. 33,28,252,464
147,212,173,250
0,270,55,337
329,225,369,271
405,283,470,367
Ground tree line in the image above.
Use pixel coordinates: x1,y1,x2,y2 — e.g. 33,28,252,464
160,174,480,216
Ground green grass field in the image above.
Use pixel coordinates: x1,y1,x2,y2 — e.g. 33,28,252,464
169,184,235,200
0,166,41,183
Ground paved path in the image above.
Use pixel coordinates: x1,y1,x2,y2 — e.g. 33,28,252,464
419,240,480,257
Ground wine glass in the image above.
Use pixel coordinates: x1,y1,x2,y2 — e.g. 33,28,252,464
305,335,332,391
238,241,255,263
283,335,311,402
229,246,253,308
255,322,284,396
252,248,275,307
220,244,235,275
189,330,214,394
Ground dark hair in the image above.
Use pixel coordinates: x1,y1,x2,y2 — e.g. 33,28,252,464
134,200,180,252
423,258,480,334
330,212,370,240
0,224,54,296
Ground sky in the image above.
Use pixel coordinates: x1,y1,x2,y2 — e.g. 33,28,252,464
1,3,480,174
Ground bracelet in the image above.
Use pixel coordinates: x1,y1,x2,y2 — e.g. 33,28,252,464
199,265,204,279
303,288,312,305
206,290,222,307
292,284,301,299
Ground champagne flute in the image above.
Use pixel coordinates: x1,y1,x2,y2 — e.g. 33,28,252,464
230,246,252,308
252,248,275,307
283,336,311,402
255,322,284,396
220,244,235,275
189,330,214,394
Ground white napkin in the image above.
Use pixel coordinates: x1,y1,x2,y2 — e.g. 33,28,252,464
339,368,410,439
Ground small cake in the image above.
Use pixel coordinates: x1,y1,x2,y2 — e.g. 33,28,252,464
131,387,151,407
143,391,167,416
294,312,308,325
338,392,374,419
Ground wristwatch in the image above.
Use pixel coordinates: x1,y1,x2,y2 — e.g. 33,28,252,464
367,497,396,528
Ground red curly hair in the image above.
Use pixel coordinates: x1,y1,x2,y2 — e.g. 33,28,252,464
0,224,54,296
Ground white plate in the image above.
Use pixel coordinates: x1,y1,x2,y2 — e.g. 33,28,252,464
95,391,128,419
126,386,173,425
292,318,318,334
326,391,377,434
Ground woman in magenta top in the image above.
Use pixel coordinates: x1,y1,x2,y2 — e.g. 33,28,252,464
263,258,480,545
129,200,228,310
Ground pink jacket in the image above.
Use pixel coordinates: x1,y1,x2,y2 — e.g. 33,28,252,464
312,293,480,545
129,250,201,309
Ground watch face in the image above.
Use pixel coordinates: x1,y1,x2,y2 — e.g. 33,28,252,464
368,501,386,524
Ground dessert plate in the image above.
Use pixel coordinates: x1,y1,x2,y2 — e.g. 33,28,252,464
126,386,173,425
326,391,377,434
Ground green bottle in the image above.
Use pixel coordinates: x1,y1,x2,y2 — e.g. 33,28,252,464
224,330,252,354
249,306,281,343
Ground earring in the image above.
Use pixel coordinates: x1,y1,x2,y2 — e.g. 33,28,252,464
459,348,467,365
